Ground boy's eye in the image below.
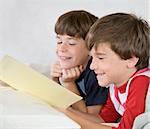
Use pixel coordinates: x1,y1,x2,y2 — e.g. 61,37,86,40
67,39,77,45
57,41,62,44
68,42,76,45
98,57,104,60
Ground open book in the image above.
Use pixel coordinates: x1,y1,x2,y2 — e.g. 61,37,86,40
0,55,82,109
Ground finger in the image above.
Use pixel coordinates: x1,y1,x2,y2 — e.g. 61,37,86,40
51,64,62,74
70,68,77,77
62,69,68,78
52,68,62,74
66,69,73,78
50,67,62,75
74,67,81,76
51,72,62,77
53,64,62,72
79,65,84,72
50,72,62,79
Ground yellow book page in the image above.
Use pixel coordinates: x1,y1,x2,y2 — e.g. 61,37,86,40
0,55,82,109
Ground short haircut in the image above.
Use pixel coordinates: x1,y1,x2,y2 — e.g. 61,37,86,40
86,13,150,70
55,10,98,40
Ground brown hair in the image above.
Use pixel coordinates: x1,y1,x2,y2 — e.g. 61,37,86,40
55,10,98,40
86,13,150,70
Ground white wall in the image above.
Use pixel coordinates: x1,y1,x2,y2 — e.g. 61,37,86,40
0,0,149,66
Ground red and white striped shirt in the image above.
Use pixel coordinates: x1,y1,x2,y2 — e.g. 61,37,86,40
99,68,150,129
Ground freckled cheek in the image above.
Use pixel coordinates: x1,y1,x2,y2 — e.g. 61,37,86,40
56,44,60,49
56,46,60,53
71,51,80,58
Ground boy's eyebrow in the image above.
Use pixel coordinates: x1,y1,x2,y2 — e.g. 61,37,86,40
56,35,75,40
90,51,106,57
95,52,106,56
66,36,77,40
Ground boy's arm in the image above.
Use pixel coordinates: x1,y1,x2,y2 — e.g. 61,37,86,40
87,105,103,114
60,66,90,112
62,81,88,113
60,107,113,129
58,94,120,129
61,67,103,114
63,81,103,114
67,107,104,123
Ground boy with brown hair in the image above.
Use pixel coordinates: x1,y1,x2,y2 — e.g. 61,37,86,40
60,12,150,129
50,10,108,114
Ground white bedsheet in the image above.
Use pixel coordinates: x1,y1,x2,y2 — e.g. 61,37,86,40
0,85,80,129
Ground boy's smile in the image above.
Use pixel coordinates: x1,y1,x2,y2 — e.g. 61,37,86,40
58,56,72,61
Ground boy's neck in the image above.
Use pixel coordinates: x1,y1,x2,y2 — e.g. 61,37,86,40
115,68,137,88
83,56,91,71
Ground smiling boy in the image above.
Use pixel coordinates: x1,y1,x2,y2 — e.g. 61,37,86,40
50,10,108,114
60,12,150,129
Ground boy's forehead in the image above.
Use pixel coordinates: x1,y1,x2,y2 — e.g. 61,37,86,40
56,34,84,42
90,48,105,56
92,43,110,51
90,43,113,55
90,48,98,56
57,34,77,39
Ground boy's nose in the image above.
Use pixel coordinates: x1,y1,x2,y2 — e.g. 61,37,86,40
90,57,97,70
58,43,67,52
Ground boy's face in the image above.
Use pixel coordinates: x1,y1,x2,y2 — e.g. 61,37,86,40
56,35,89,69
90,43,130,87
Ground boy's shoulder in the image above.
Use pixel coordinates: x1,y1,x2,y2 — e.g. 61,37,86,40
130,68,150,88
134,68,150,78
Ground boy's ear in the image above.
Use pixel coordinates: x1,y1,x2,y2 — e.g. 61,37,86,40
127,56,139,68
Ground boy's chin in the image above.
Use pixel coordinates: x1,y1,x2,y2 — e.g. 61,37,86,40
60,64,76,69
98,81,109,87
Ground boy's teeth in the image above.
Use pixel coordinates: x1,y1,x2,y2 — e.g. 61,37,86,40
60,56,70,60
61,57,66,59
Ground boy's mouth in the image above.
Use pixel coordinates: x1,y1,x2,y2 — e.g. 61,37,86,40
59,56,72,61
96,73,105,78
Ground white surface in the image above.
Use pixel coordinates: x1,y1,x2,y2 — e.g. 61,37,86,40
0,0,149,66
0,85,80,129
